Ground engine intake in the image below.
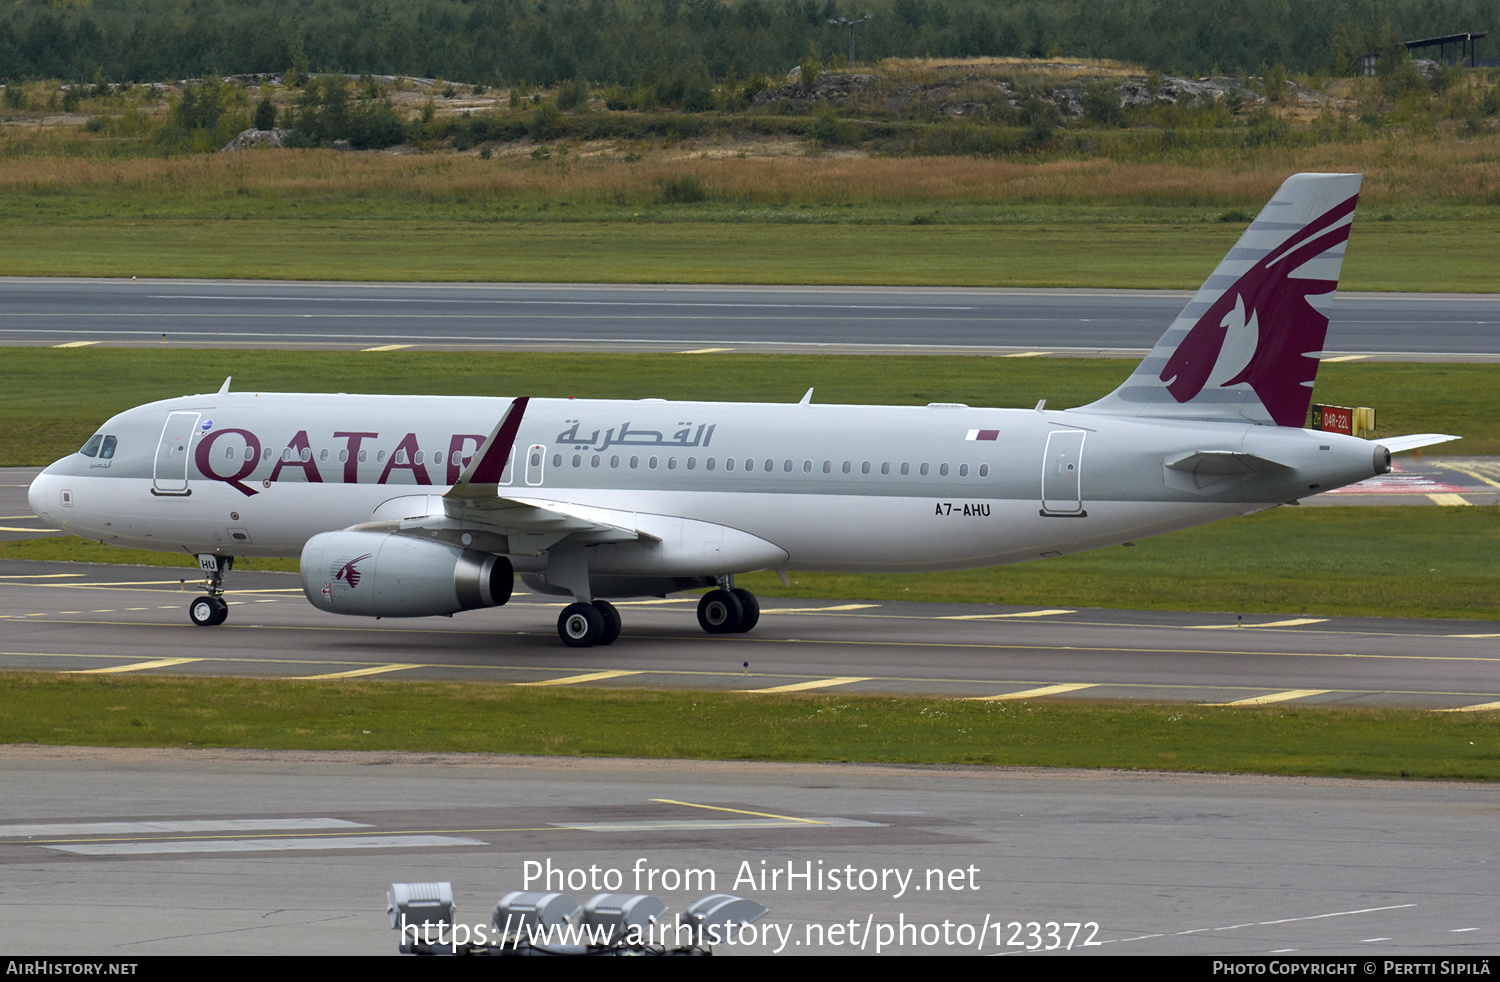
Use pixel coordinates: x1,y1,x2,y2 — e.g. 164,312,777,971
301,530,513,617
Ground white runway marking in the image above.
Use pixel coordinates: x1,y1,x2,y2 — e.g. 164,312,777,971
46,834,487,855
0,818,369,838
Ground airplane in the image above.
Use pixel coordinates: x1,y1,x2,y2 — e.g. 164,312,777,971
27,172,1457,648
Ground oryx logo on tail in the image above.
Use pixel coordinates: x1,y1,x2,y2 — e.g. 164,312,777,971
1160,192,1358,426
1075,173,1363,427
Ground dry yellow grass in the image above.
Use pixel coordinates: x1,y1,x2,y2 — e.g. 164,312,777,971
2,137,1496,209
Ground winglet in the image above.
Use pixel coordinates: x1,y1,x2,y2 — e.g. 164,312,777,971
218,376,232,394
453,396,529,488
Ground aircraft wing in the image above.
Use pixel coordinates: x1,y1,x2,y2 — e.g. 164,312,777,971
347,397,650,555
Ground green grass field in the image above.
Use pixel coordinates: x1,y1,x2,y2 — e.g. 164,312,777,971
2,349,1492,465
6,503,1495,620
1,214,1496,291
1,673,1492,779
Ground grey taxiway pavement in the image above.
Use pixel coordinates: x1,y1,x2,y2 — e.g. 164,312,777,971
1,559,1497,710
2,278,1499,358
2,747,1496,956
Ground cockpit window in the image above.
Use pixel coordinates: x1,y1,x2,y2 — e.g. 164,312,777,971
80,435,103,457
100,435,117,459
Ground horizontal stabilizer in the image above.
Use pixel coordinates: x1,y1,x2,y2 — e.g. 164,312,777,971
1379,433,1462,454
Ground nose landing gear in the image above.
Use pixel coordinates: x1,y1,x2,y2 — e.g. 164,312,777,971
189,554,233,627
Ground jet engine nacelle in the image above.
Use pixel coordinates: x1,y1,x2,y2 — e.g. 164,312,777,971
301,530,513,617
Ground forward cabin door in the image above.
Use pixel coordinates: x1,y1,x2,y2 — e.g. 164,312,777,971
152,412,200,495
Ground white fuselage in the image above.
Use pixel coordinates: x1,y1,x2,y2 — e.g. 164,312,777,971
28,391,1387,579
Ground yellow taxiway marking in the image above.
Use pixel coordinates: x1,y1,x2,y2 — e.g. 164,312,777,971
1439,462,1500,490
939,608,1075,621
1002,351,1050,358
362,343,413,351
63,657,203,674
0,573,85,579
515,670,643,687
743,676,870,693
1214,689,1329,706
651,799,827,825
288,663,424,680
0,526,60,532
1433,700,1500,712
611,598,697,606
1449,633,1500,639
1426,493,1471,506
1185,618,1328,630
51,340,98,348
761,604,878,614
969,682,1096,701
1320,354,1369,363
679,347,734,354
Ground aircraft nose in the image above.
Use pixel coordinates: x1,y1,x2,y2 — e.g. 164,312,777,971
27,467,61,523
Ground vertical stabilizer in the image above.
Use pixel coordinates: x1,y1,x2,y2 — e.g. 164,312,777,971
1074,173,1362,427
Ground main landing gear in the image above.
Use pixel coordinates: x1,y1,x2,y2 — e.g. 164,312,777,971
550,582,762,647
557,600,622,648
697,587,760,635
189,554,232,627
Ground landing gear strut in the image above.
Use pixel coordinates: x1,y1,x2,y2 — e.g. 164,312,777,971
189,554,232,627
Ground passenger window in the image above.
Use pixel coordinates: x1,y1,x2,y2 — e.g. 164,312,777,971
959,463,969,477
413,450,424,465
319,449,330,462
610,455,619,468
301,448,312,462
979,464,990,477
572,454,581,467
940,463,949,477
842,461,851,474
630,456,639,469
591,455,600,468
900,462,910,476
861,461,870,475
705,457,715,471
649,456,658,469
686,457,695,470
224,446,235,459
359,449,368,463
744,459,754,472
881,462,890,475
79,435,102,457
725,457,735,471
377,450,388,463
920,463,929,476
552,453,561,467
667,457,677,469
341,449,350,463
264,447,275,461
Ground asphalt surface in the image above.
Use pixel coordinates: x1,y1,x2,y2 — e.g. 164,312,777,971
1,278,1498,358
2,747,1496,956
1,559,1496,710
